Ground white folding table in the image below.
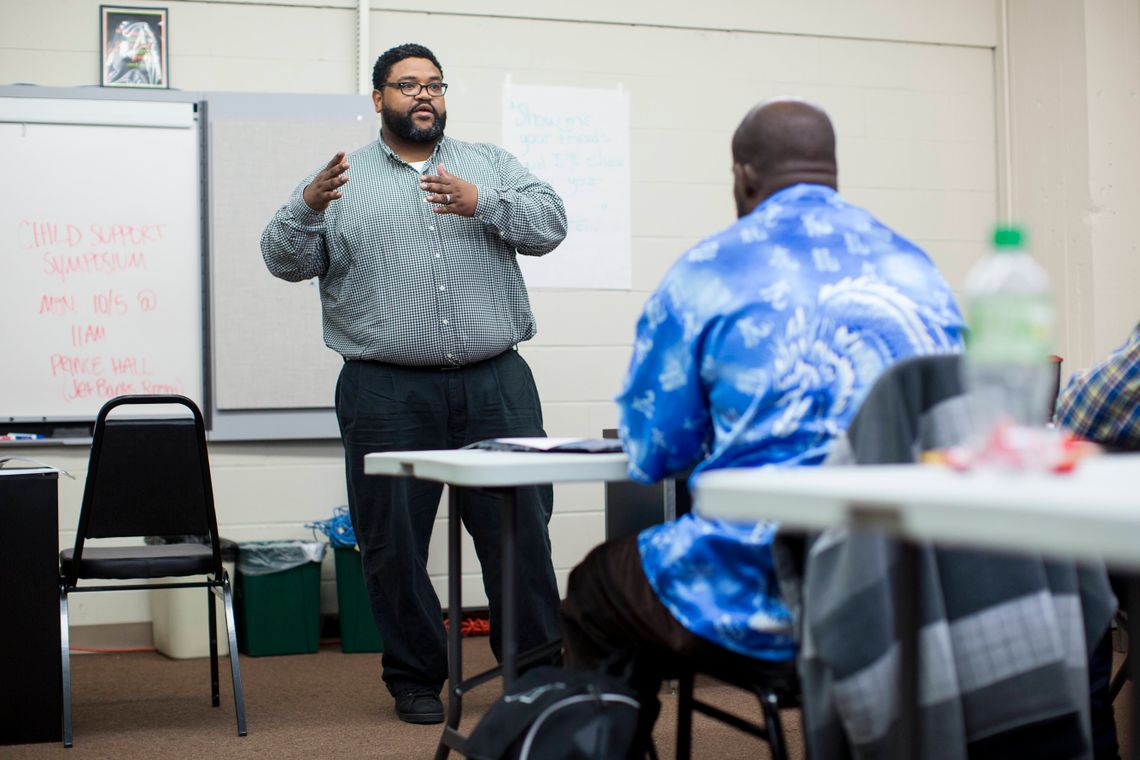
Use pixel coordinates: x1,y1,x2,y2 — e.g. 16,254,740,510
364,449,628,759
693,454,1140,759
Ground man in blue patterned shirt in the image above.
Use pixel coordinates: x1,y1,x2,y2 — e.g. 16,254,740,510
263,43,567,725
562,100,964,711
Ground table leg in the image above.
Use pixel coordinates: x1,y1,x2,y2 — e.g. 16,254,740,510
894,539,921,760
501,488,518,686
435,486,464,760
1129,579,1140,760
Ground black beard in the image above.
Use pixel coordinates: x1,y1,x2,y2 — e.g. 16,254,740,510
383,104,446,143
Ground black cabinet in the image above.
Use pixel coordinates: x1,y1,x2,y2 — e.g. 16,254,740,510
0,469,62,745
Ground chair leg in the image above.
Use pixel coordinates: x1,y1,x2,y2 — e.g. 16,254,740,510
1110,653,1130,703
59,584,73,748
675,669,695,760
208,584,220,707
219,572,247,737
759,689,787,760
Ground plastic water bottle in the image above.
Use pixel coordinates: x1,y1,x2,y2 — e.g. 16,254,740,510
962,225,1055,433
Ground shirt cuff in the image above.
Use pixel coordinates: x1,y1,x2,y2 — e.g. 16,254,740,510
473,185,501,225
288,192,326,228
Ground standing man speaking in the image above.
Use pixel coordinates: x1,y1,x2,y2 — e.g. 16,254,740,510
261,43,567,725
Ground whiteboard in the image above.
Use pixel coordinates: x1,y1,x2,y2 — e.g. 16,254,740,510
0,97,203,422
502,83,631,290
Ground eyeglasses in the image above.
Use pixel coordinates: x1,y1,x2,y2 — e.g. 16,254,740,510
380,81,448,97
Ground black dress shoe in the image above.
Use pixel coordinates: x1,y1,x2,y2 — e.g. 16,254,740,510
394,690,445,725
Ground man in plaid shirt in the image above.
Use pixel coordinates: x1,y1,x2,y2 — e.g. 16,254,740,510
1054,321,1140,760
1055,322,1140,451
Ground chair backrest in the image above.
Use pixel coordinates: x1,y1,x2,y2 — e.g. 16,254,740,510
774,352,970,617
789,352,1116,757
70,395,221,577
836,352,968,465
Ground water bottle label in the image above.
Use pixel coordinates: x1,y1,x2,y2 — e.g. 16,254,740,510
966,294,1053,364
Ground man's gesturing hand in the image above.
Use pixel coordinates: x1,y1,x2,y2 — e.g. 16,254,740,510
303,152,349,213
420,165,478,217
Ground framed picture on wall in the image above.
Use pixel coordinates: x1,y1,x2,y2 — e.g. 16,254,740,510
100,5,169,88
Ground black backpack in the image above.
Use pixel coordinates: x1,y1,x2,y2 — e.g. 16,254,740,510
466,666,644,759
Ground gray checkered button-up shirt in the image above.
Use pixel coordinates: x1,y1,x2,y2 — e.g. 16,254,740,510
261,134,567,367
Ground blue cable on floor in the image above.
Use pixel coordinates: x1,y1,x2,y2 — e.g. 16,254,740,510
306,505,356,549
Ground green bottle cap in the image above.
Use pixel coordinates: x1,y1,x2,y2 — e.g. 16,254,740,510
993,226,1024,249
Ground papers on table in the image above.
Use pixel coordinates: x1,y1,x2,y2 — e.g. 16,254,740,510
0,457,74,478
463,437,624,454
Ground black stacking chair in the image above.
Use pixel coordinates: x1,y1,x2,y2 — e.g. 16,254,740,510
1109,609,1130,701
58,395,246,747
602,464,798,760
674,654,798,760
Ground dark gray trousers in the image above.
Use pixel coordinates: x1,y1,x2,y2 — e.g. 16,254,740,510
335,349,561,695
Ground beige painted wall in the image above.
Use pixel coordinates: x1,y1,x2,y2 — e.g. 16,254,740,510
1083,0,1140,361
1004,0,1140,370
4,0,1136,638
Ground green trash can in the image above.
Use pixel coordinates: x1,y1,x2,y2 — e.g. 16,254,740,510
334,546,384,653
235,540,327,657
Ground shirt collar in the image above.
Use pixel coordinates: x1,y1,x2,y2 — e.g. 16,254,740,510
376,132,447,165
762,182,838,206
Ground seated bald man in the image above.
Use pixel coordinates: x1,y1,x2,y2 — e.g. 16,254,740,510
561,99,965,709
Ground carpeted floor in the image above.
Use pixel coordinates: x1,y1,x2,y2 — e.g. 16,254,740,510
7,640,1133,759
4,638,804,759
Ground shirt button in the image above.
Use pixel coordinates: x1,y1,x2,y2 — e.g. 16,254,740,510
442,319,449,325
446,353,454,359
439,285,446,292
428,226,435,231
435,253,441,258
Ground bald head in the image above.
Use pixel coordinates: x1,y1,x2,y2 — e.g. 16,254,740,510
731,99,837,217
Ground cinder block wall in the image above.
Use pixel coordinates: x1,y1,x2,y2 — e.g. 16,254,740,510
7,0,1136,642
